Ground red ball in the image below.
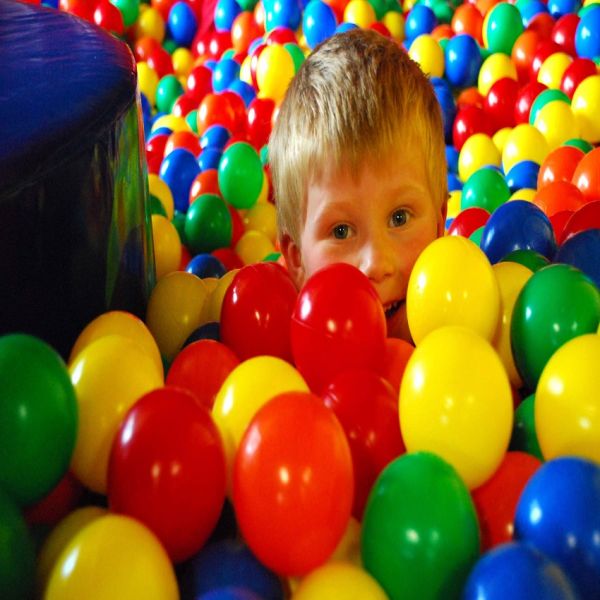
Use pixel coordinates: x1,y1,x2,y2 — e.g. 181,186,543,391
549,210,574,245
228,203,245,246
172,92,198,118
448,207,491,238
572,146,600,201
147,46,175,79
167,340,240,409
165,130,201,158
233,391,353,576
93,0,125,35
108,387,226,562
537,144,585,189
249,42,268,89
24,472,83,526
551,12,580,57
560,57,597,99
322,369,405,520
380,337,414,394
484,77,519,131
514,80,547,124
187,65,213,103
190,169,221,203
212,247,244,271
134,36,161,62
526,11,555,40
265,26,298,45
145,133,169,174
208,30,233,59
247,97,275,150
472,451,542,550
453,105,491,151
529,40,563,81
218,90,248,136
561,200,600,241
197,93,237,136
221,262,298,362
290,263,387,394
533,180,586,217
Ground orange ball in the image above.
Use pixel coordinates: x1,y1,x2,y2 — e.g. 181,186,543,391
231,11,264,55
189,169,221,203
451,3,483,44
533,180,586,217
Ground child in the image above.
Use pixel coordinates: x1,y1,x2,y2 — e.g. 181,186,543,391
270,29,448,341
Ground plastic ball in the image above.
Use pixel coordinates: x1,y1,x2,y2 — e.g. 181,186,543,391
212,58,240,93
561,200,600,242
461,167,511,213
433,79,457,142
463,542,579,600
151,214,181,280
483,2,524,55
574,4,600,59
167,1,197,46
212,356,309,477
515,456,600,599
146,271,211,360
451,3,483,43
111,0,139,26
214,0,241,31
533,180,585,216
197,93,237,137
534,100,579,151
458,133,501,182
484,77,519,130
571,74,600,143
560,57,596,99
94,0,125,34
492,261,533,389
205,267,239,322
511,263,600,391
407,34,443,77
184,193,232,255
514,80,547,124
400,326,513,489
361,452,480,599
343,0,376,27
256,43,295,102
478,52,518,97
220,262,297,362
502,124,550,173
405,3,436,41
571,145,600,200
235,230,276,264
537,144,584,188
290,263,387,394
447,207,490,237
263,0,301,31
186,253,227,279
218,142,263,209
159,148,200,213
382,10,405,40
537,52,573,90
552,12,580,56
45,514,178,600
509,393,544,461
505,160,540,192
303,0,337,49
407,235,501,344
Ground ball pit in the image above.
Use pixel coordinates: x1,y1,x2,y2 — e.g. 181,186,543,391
4,0,600,597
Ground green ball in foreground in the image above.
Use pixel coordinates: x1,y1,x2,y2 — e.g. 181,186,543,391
184,193,232,255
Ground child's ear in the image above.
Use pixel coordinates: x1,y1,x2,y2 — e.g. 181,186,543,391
280,232,305,289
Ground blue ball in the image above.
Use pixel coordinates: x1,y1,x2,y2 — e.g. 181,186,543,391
575,5,600,60
198,147,223,172
505,160,540,193
444,34,482,88
555,229,600,289
547,0,581,18
197,588,263,600
264,0,302,32
433,82,456,144
201,125,231,151
518,0,549,26
159,148,201,213
186,254,227,279
405,4,437,42
335,22,359,34
214,0,242,32
447,173,463,192
480,200,557,264
515,456,600,600
303,0,337,49
464,542,579,600
168,2,198,47
212,59,241,93
183,322,221,346
229,80,257,107
446,145,459,173
178,539,284,600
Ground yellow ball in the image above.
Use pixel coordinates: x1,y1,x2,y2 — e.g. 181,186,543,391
407,236,501,345
400,326,513,489
151,214,182,280
148,173,174,220
478,52,517,96
240,55,253,85
534,100,579,151
492,127,512,154
45,515,178,600
382,11,405,40
69,310,163,379
151,114,190,133
537,52,573,89
256,44,295,103
206,268,240,322
294,562,388,600
212,356,309,480
133,6,165,42
409,34,445,78
172,47,194,79
502,123,549,173
37,507,107,595
256,170,270,204
343,0,377,27
137,61,159,105
243,202,278,243
509,187,536,202
571,74,600,144
447,189,462,220
329,517,362,567
146,271,211,360
492,262,533,389
69,335,163,493
458,133,501,182
235,230,276,264
536,333,600,463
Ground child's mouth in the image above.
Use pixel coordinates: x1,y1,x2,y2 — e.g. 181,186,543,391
384,300,403,320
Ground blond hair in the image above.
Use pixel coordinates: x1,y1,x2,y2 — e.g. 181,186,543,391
270,29,447,246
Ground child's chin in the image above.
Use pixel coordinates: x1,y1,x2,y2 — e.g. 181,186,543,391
386,302,412,342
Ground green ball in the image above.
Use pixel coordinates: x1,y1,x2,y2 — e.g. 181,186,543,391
0,490,35,600
511,264,600,391
237,0,258,10
509,394,544,461
469,225,485,247
500,248,550,272
186,109,199,134
110,0,139,27
262,252,281,262
0,334,78,505
368,0,387,20
185,193,233,254
361,452,480,600
461,168,511,213
218,142,263,209
529,89,570,125
162,38,178,54
485,2,523,55
564,138,594,153
155,74,184,114
172,210,188,245
149,193,167,217
284,43,305,74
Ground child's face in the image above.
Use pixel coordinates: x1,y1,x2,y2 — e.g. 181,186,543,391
281,150,446,341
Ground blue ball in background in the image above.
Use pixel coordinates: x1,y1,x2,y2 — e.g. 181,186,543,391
432,78,456,144
444,34,482,88
303,0,337,49
198,147,223,172
447,173,463,192
547,0,581,18
517,0,549,27
264,0,302,32
168,1,198,47
463,542,579,600
480,200,557,264
575,5,600,59
183,322,222,346
405,4,437,42
212,58,241,93
214,0,242,32
201,125,232,151
229,80,257,107
197,588,263,600
505,160,540,193
515,456,600,600
555,229,600,289
159,148,201,213
446,145,459,173
335,21,358,34
186,254,227,279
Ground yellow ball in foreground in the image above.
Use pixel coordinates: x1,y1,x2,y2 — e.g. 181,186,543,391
400,326,513,489
536,333,600,463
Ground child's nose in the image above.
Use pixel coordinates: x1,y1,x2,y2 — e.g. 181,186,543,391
359,237,396,284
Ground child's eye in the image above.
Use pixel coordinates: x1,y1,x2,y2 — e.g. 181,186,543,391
390,209,409,228
332,224,350,239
